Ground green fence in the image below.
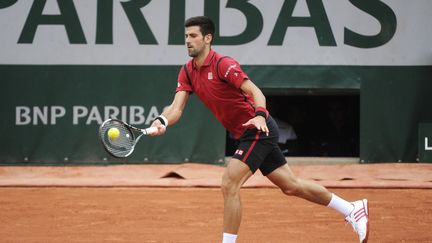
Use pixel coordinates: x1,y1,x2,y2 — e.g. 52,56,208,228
1,0,431,164
360,67,432,162
2,65,432,164
1,65,225,165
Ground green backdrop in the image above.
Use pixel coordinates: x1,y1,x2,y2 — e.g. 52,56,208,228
360,67,432,162
1,65,225,165
3,65,431,164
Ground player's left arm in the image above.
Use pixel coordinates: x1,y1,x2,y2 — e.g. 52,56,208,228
240,79,269,135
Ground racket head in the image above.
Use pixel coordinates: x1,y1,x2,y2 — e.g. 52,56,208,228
99,119,139,158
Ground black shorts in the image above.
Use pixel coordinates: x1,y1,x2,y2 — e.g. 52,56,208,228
232,115,287,176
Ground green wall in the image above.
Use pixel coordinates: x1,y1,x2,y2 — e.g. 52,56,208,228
360,66,432,162
2,65,432,164
1,65,225,165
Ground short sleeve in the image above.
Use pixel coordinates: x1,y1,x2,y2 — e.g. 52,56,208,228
176,65,193,93
217,57,249,89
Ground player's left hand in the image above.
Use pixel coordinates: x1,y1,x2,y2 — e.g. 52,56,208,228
242,116,269,136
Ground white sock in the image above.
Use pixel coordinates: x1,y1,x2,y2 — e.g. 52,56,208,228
222,233,237,243
327,193,354,217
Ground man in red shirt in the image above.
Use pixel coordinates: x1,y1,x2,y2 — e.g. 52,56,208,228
150,16,369,243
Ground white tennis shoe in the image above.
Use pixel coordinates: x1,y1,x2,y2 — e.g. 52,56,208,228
345,199,369,243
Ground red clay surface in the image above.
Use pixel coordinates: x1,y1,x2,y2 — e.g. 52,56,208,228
1,163,431,242
0,187,431,242
1,163,431,188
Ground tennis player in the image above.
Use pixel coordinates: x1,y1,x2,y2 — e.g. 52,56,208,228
150,16,369,243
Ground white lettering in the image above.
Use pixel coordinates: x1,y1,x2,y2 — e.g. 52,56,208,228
129,106,145,125
86,106,102,125
16,105,160,126
146,106,160,125
121,106,127,122
224,64,237,78
16,106,31,125
33,106,48,125
73,106,88,125
426,137,432,150
104,106,120,120
51,106,66,125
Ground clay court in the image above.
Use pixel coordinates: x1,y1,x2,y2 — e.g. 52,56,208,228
1,163,431,242
1,1,431,242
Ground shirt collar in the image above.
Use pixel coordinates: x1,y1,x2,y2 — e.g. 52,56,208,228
192,49,215,70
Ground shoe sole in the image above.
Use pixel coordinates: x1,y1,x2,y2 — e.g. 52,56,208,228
362,199,369,243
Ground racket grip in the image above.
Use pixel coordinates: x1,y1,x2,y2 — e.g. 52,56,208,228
144,126,158,135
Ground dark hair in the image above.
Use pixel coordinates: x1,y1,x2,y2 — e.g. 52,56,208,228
184,16,215,37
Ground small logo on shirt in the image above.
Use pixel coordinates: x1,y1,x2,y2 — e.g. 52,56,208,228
224,64,237,78
208,72,213,80
235,149,244,156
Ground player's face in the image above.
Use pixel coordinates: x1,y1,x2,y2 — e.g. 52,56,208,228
185,26,211,58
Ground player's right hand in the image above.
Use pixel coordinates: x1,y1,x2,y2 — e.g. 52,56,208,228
149,120,166,136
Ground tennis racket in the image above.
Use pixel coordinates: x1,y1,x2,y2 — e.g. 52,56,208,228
99,119,159,158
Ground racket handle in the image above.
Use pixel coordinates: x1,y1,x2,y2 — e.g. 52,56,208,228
144,126,158,135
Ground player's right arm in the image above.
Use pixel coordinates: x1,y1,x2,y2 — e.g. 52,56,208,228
162,91,190,126
150,91,190,136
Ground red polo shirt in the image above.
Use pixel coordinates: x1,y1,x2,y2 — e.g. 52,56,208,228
176,49,256,139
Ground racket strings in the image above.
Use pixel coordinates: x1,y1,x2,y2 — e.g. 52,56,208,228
99,121,135,157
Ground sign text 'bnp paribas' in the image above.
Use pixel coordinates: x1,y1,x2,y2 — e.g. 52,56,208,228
2,0,396,48
15,106,162,126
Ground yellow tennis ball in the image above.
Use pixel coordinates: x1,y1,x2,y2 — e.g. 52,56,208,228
107,127,120,140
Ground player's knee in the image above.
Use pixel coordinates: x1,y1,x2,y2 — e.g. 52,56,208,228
282,188,300,197
221,177,240,198
280,178,302,196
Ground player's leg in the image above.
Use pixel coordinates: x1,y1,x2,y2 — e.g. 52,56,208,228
265,159,369,242
221,158,253,242
259,115,368,242
260,145,349,209
221,126,273,243
266,163,332,205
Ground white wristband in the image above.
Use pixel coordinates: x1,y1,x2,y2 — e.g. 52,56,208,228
158,115,169,127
